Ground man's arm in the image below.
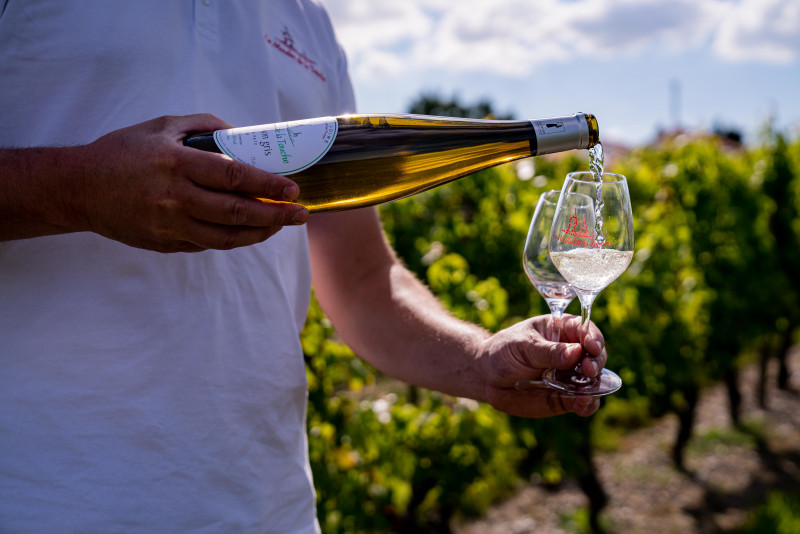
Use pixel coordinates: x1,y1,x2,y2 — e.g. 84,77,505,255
307,208,606,418
0,114,309,252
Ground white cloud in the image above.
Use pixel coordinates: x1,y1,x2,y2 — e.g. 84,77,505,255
324,0,800,82
569,0,721,56
325,1,435,55
713,0,800,63
418,1,574,76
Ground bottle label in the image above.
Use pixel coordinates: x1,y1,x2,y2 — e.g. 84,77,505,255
213,117,338,175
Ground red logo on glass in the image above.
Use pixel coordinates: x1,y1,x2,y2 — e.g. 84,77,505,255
557,209,600,248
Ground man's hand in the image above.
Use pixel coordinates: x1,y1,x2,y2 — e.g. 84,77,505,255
0,114,309,252
474,314,607,418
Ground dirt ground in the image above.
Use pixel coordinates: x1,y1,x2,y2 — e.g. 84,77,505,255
454,348,800,534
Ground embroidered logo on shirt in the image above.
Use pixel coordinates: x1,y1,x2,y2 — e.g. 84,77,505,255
264,27,327,83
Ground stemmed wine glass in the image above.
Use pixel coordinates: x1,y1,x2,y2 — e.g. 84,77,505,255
523,190,582,341
515,190,587,390
546,171,634,395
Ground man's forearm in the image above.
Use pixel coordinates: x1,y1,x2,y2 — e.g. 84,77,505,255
348,261,490,400
308,209,492,402
0,146,89,241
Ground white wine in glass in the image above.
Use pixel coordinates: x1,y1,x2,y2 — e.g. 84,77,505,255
547,171,634,396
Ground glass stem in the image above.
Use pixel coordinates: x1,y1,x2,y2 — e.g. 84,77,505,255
550,311,563,343
574,305,593,380
581,304,592,325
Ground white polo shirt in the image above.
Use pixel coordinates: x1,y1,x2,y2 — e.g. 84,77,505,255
0,2,355,532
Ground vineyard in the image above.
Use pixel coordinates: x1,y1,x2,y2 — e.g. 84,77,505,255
302,119,800,533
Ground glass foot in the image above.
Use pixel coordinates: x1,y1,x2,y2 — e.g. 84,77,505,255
541,367,622,396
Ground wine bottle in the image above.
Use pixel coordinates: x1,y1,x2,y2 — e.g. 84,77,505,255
184,113,599,213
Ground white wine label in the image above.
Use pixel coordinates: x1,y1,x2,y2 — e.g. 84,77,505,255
213,117,338,175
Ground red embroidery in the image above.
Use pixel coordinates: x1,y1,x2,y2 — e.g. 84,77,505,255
264,27,327,83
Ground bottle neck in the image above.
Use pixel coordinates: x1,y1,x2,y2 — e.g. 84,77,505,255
530,113,596,156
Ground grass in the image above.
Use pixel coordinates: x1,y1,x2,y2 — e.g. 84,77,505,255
733,491,800,534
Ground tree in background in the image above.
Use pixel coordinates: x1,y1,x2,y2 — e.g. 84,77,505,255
407,92,514,120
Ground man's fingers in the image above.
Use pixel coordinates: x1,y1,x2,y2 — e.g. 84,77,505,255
511,325,582,372
559,315,605,356
166,113,235,139
516,317,607,377
579,349,608,379
531,339,581,371
183,187,308,228
569,394,600,417
182,148,302,202
185,113,235,133
525,338,607,378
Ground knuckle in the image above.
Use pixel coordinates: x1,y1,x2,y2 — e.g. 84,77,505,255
150,144,182,176
141,115,171,135
224,161,251,191
155,196,181,213
150,115,173,129
227,198,250,225
265,204,293,226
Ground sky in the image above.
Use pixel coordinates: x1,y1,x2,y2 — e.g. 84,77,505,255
323,0,800,147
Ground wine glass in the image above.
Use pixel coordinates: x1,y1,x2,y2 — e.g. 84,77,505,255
515,190,588,390
523,190,581,341
546,171,634,395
